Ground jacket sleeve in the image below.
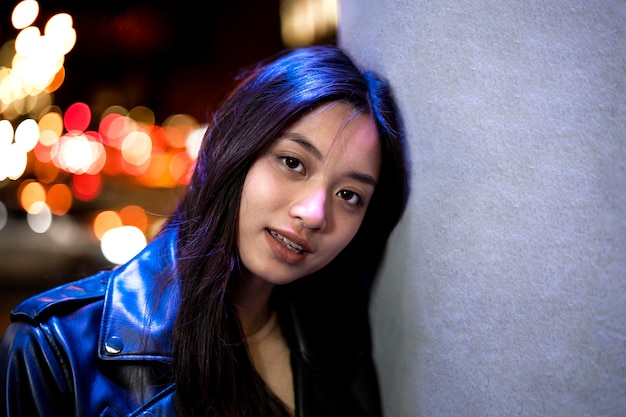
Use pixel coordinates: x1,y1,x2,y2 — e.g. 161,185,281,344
0,320,72,417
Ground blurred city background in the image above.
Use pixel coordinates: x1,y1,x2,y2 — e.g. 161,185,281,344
0,0,338,331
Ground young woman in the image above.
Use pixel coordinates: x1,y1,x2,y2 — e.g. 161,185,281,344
0,45,408,417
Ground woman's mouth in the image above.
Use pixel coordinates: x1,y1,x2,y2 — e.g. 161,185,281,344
268,230,305,254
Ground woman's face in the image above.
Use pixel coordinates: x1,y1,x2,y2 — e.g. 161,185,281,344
237,102,381,286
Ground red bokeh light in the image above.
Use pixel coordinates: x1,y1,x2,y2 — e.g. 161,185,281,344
64,102,91,132
71,173,102,201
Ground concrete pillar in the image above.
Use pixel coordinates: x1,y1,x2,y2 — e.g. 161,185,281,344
339,1,626,416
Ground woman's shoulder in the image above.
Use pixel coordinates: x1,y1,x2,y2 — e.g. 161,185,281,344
11,227,179,326
10,270,110,326
5,229,180,369
1,255,177,416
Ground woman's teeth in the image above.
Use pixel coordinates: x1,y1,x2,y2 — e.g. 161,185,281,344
269,230,304,254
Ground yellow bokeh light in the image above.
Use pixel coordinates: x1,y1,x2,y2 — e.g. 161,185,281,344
163,114,197,148
38,111,63,145
280,0,337,47
121,130,152,166
26,90,52,117
11,0,40,31
128,106,155,127
2,8,75,113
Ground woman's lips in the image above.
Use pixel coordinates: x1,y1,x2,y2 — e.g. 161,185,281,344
268,229,305,254
265,229,307,265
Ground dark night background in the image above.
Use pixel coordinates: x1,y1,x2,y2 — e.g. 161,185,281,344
0,0,335,331
1,0,286,125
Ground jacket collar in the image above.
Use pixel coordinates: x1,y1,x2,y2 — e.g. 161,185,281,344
98,228,179,362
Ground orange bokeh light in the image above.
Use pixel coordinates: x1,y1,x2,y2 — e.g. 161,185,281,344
93,210,122,240
45,66,66,93
119,204,148,233
33,141,54,163
18,180,45,211
47,183,72,215
164,114,197,148
34,158,60,183
170,150,193,185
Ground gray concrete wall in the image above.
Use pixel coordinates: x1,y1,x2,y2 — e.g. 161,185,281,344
338,1,626,416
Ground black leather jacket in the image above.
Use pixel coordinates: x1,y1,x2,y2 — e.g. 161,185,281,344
0,228,382,417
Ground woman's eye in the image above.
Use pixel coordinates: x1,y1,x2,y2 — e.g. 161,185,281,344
281,156,304,173
337,189,363,207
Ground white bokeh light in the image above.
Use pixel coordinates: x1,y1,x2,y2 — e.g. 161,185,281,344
100,225,147,265
0,201,7,231
26,200,52,233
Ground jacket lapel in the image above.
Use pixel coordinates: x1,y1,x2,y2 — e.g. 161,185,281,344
98,228,179,362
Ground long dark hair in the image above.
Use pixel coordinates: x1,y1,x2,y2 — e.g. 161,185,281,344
162,45,409,417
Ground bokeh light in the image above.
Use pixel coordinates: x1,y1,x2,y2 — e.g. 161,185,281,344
163,114,197,148
71,173,101,201
0,143,27,180
11,0,39,30
0,119,13,145
34,158,60,183
186,125,206,159
19,180,45,211
1,4,75,119
64,101,91,132
26,200,51,233
170,150,194,185
119,205,148,233
14,117,39,152
121,130,152,167
128,105,155,127
47,183,72,215
100,225,147,265
38,110,63,145
93,210,122,240
99,111,128,149
280,0,337,47
44,13,76,56
0,201,8,231
1,1,210,265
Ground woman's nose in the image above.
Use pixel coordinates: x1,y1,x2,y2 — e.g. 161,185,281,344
290,188,327,230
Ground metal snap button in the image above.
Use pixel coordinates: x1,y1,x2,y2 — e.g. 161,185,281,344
104,336,124,354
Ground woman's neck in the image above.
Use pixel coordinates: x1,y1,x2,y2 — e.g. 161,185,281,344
233,272,276,337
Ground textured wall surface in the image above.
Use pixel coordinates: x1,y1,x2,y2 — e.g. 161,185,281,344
339,1,626,416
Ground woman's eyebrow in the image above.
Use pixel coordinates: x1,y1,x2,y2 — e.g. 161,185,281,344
283,132,377,187
349,172,377,187
283,132,324,160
